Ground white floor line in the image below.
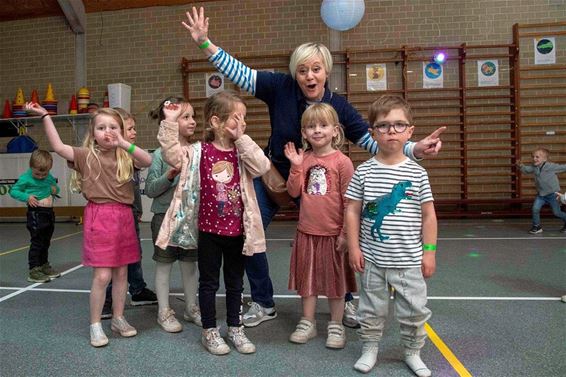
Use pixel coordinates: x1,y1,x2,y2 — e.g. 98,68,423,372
0,264,83,303
0,287,562,301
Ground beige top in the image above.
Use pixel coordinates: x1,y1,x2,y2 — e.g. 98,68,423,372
72,147,134,204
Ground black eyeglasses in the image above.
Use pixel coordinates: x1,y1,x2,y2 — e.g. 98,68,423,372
372,122,411,134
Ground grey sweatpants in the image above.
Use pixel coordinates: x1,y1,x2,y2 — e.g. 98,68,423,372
357,262,431,350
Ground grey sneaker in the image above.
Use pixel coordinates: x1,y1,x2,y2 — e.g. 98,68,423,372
27,266,51,283
289,317,317,344
90,322,109,347
326,321,346,349
201,327,230,355
354,342,379,373
183,305,202,327
560,224,566,233
242,302,277,327
404,348,431,377
41,263,61,278
228,326,256,354
111,316,137,337
343,301,360,328
529,225,543,234
157,308,183,333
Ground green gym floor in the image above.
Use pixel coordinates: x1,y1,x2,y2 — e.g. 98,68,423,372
0,218,565,377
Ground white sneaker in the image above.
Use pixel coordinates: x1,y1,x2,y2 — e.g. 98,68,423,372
157,308,183,333
111,316,137,337
243,302,277,327
289,317,317,344
354,342,379,373
201,327,230,355
404,349,431,377
343,301,360,328
326,321,346,349
228,326,256,354
90,322,108,347
183,305,202,327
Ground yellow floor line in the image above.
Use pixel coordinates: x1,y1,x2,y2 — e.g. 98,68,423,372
0,231,83,256
426,322,473,377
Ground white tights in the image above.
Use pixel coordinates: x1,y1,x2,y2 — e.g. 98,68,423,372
155,261,198,312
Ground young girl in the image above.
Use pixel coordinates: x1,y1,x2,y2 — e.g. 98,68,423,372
156,91,270,356
145,97,201,333
25,102,152,348
283,103,357,349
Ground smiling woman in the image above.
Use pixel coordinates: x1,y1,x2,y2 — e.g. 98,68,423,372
181,6,446,328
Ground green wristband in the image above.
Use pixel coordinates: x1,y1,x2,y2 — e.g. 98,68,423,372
198,39,210,49
127,143,136,154
423,244,436,252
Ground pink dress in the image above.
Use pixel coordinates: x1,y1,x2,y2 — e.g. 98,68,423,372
287,150,357,298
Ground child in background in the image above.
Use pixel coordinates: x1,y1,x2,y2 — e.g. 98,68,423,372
10,149,61,283
283,103,356,349
156,91,270,355
101,108,157,319
518,148,566,234
345,95,437,376
25,102,152,348
146,97,201,332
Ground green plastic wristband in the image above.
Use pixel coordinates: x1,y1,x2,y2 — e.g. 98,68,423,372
198,40,210,49
127,143,136,154
423,244,436,252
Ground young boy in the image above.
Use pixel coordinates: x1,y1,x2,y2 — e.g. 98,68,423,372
345,95,437,376
10,149,61,283
518,148,566,234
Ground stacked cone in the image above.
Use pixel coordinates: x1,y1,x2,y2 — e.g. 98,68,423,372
78,87,90,113
12,88,26,118
69,95,78,115
30,89,39,104
103,91,109,108
41,83,58,115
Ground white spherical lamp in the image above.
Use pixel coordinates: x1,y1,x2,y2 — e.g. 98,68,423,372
321,0,365,31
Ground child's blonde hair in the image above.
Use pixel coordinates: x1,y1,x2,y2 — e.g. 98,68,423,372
203,91,245,142
300,103,344,151
70,108,133,192
532,148,550,159
368,95,413,127
30,149,53,171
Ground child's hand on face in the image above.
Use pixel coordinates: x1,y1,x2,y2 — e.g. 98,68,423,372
24,102,47,117
225,113,245,140
283,142,303,167
104,129,125,148
163,100,183,122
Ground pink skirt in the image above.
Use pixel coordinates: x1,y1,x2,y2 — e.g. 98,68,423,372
288,231,357,298
82,201,140,267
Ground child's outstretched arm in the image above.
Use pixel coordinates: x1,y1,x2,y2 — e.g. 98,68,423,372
421,201,437,278
283,142,304,198
556,192,566,205
346,200,365,272
111,131,152,167
25,102,74,162
157,101,186,170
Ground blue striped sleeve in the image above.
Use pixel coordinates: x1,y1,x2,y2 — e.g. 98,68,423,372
209,48,257,95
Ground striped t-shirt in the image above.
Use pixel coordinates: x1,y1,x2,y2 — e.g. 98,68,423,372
345,157,433,268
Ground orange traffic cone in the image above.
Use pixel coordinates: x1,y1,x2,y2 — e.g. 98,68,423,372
30,89,40,104
103,91,109,108
2,99,12,118
69,94,78,115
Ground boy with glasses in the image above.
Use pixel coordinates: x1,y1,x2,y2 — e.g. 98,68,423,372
345,95,437,376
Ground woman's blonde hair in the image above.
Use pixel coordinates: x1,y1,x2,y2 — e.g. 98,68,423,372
289,42,333,80
70,108,133,192
203,91,245,142
300,103,344,151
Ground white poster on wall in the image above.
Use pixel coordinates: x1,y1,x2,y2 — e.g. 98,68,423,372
423,62,443,89
477,60,499,87
366,64,387,91
534,37,556,65
205,73,224,97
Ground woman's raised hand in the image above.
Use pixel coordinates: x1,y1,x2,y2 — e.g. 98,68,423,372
284,142,303,167
182,6,209,45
